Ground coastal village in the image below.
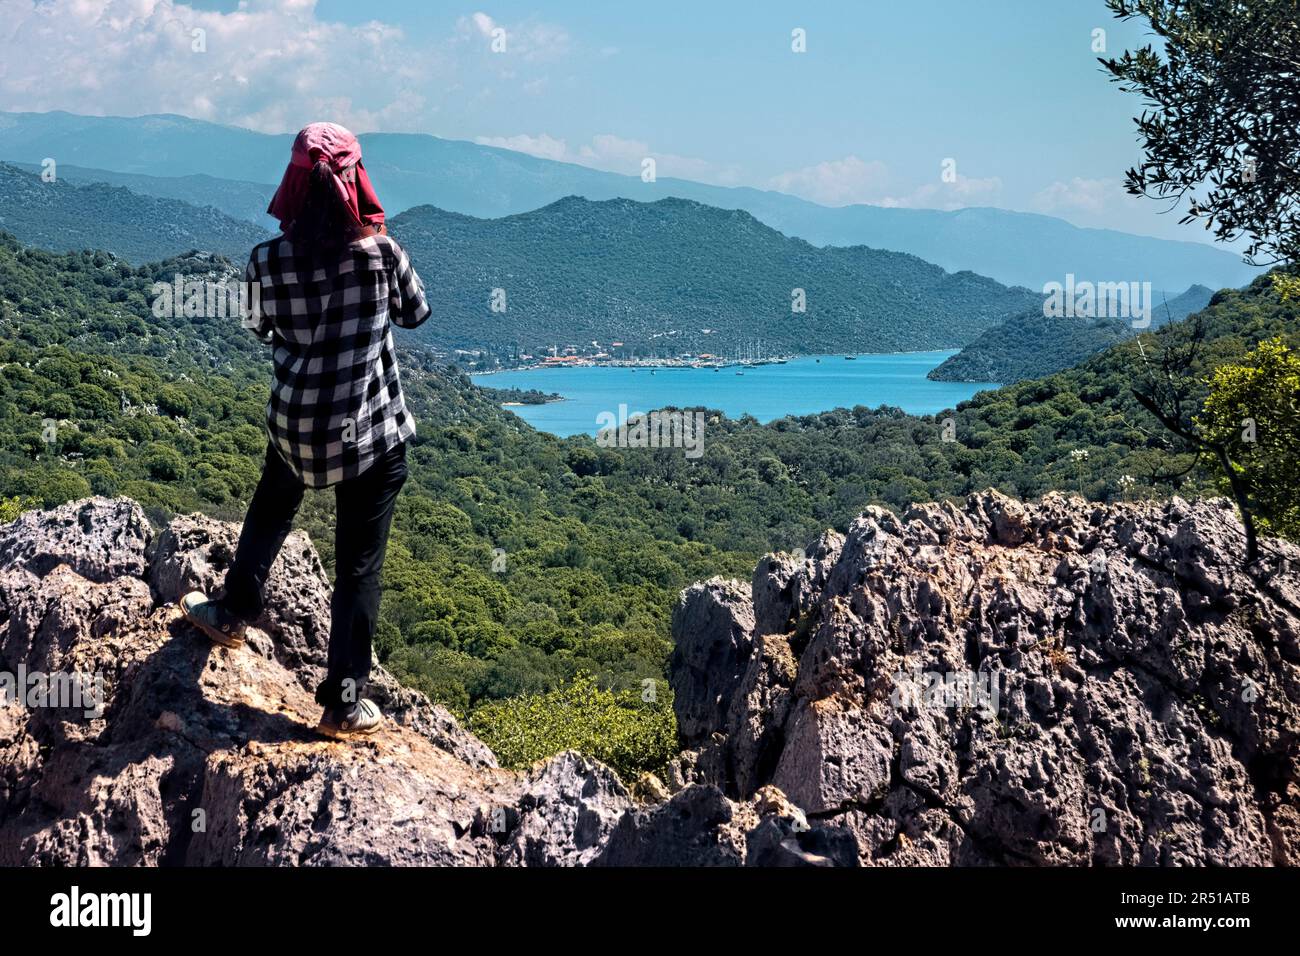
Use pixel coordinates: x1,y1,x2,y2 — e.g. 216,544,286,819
461,339,797,372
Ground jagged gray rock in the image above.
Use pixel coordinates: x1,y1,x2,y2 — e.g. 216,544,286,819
745,815,861,867
594,784,756,866
670,490,1300,866
0,498,515,866
0,497,150,583
670,577,754,746
148,512,331,683
492,750,633,866
144,511,497,766
2,491,1295,867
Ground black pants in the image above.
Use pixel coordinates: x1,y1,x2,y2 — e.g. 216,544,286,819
222,442,408,709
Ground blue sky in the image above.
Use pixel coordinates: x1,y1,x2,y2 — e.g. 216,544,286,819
0,0,1213,244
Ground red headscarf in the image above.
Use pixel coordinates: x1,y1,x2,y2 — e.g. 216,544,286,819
267,122,385,233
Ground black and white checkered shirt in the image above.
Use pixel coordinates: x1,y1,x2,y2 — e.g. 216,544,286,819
242,233,431,487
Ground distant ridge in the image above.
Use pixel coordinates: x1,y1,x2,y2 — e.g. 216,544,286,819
8,160,277,230
387,195,1043,355
0,110,1262,292
0,162,270,263
928,283,1218,383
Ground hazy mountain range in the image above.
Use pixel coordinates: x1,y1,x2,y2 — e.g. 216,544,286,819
0,110,1261,293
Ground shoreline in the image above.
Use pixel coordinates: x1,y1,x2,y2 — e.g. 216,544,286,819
469,349,962,376
471,351,1001,437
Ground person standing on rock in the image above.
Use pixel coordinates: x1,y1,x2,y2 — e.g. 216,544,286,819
181,122,430,739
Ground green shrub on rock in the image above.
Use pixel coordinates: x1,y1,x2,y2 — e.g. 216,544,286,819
468,672,677,782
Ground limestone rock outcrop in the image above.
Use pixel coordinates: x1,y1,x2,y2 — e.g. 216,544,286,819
1,492,1295,866
0,498,816,866
668,491,1300,865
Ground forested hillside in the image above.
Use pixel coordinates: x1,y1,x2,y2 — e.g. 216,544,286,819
929,283,1218,384
1,231,1294,731
8,160,279,231
389,196,1042,356
0,161,1044,362
927,311,1134,384
0,163,271,263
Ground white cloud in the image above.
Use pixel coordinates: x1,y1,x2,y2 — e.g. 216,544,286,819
0,1,569,134
880,174,1004,210
476,131,744,185
1024,175,1189,235
765,156,890,206
476,132,569,162
1031,177,1124,215
766,156,1002,210
0,3,1104,225
455,11,571,62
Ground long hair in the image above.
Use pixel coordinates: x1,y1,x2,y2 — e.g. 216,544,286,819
288,159,358,254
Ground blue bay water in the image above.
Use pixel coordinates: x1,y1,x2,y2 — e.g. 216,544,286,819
471,351,998,438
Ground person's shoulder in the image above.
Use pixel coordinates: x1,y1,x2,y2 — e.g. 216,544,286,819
249,235,290,265
361,230,410,252
364,231,412,268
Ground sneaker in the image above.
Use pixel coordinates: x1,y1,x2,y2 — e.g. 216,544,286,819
317,699,383,739
180,591,247,648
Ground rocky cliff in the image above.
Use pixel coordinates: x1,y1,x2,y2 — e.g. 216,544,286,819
669,491,1300,865
0,493,1295,866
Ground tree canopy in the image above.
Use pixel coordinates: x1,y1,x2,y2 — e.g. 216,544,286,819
1103,0,1300,267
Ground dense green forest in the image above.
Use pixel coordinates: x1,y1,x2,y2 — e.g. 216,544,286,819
927,311,1134,386
928,284,1216,384
476,385,562,405
1,231,1295,773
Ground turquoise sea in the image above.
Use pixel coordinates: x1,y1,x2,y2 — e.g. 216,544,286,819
470,351,998,438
